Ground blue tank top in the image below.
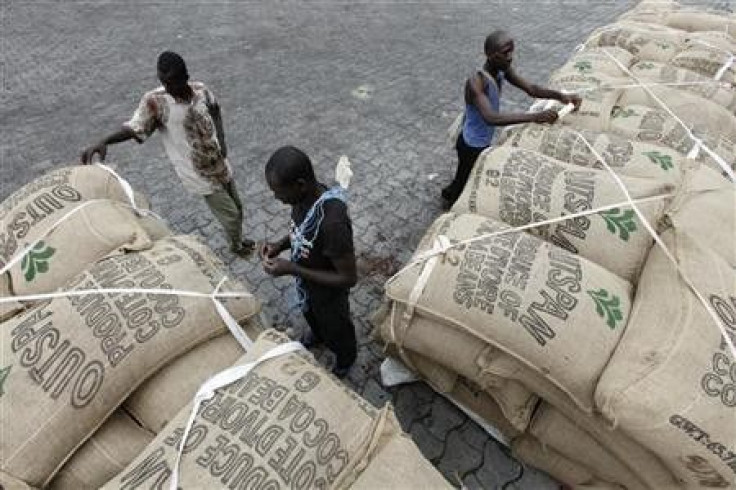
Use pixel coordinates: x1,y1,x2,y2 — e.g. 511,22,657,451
462,71,503,148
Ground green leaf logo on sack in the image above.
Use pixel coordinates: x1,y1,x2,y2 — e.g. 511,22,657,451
642,150,674,171
20,241,56,282
0,365,11,397
599,208,637,241
636,62,656,70
574,61,593,73
587,289,624,329
611,106,637,119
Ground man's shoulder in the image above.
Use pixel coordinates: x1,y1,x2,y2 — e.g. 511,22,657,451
322,198,350,224
142,86,167,99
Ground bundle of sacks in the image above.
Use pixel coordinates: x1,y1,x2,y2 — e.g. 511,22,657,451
375,2,736,488
0,167,448,489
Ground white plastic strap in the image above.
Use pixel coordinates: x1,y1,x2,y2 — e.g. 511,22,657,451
169,341,305,490
0,199,101,277
557,103,576,119
573,130,736,359
688,39,735,81
95,163,145,216
0,287,252,304
576,80,732,93
212,277,254,351
601,50,736,182
715,55,735,81
391,193,672,281
0,197,165,279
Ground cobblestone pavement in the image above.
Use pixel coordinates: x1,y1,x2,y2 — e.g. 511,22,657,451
0,1,729,488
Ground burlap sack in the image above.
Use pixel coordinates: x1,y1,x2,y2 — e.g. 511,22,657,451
451,147,672,282
0,165,145,227
512,436,597,487
0,235,260,487
103,330,450,489
529,403,648,490
584,24,684,62
47,410,154,489
664,169,735,266
0,165,152,320
607,103,736,177
496,124,687,185
629,60,736,111
671,44,736,85
1,200,153,302
660,12,736,33
379,302,678,489
544,79,622,132
554,47,635,78
385,213,633,412
0,471,37,490
617,85,736,143
125,320,266,434
348,417,452,490
408,344,537,432
596,230,736,489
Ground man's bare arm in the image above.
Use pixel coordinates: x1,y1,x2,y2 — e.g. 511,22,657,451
466,74,558,126
504,67,582,108
80,126,138,164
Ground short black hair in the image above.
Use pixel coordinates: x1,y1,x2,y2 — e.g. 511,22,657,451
265,146,316,185
157,51,189,81
484,30,511,55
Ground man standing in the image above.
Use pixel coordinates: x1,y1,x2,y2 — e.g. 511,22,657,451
441,30,582,207
261,146,357,378
80,51,255,256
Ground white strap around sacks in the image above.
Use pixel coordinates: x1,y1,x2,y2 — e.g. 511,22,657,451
0,199,111,277
388,235,451,356
688,39,736,81
95,163,161,219
212,277,254,350
390,193,672,281
571,129,736,359
169,341,305,490
600,49,736,182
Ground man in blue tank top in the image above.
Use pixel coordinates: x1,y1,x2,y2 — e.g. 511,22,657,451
441,30,582,207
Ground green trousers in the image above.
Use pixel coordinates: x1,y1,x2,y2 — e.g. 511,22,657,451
204,180,244,249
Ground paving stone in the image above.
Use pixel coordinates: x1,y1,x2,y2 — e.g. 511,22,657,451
410,421,446,463
436,429,484,482
424,396,467,441
361,378,391,408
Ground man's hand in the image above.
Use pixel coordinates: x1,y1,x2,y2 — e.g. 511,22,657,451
263,257,297,277
533,109,559,124
260,241,285,260
80,143,107,164
560,93,582,111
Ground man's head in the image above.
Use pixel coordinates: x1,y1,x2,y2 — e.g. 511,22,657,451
265,146,317,205
484,30,514,71
157,51,190,98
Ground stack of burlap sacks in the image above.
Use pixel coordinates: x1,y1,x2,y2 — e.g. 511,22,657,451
0,166,450,489
375,2,736,489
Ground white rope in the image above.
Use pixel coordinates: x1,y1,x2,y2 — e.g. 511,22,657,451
211,277,254,351
571,129,736,359
0,199,102,277
0,198,161,279
169,341,305,490
389,193,672,282
0,287,252,304
601,49,736,182
572,79,734,93
94,163,163,220
687,39,735,81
